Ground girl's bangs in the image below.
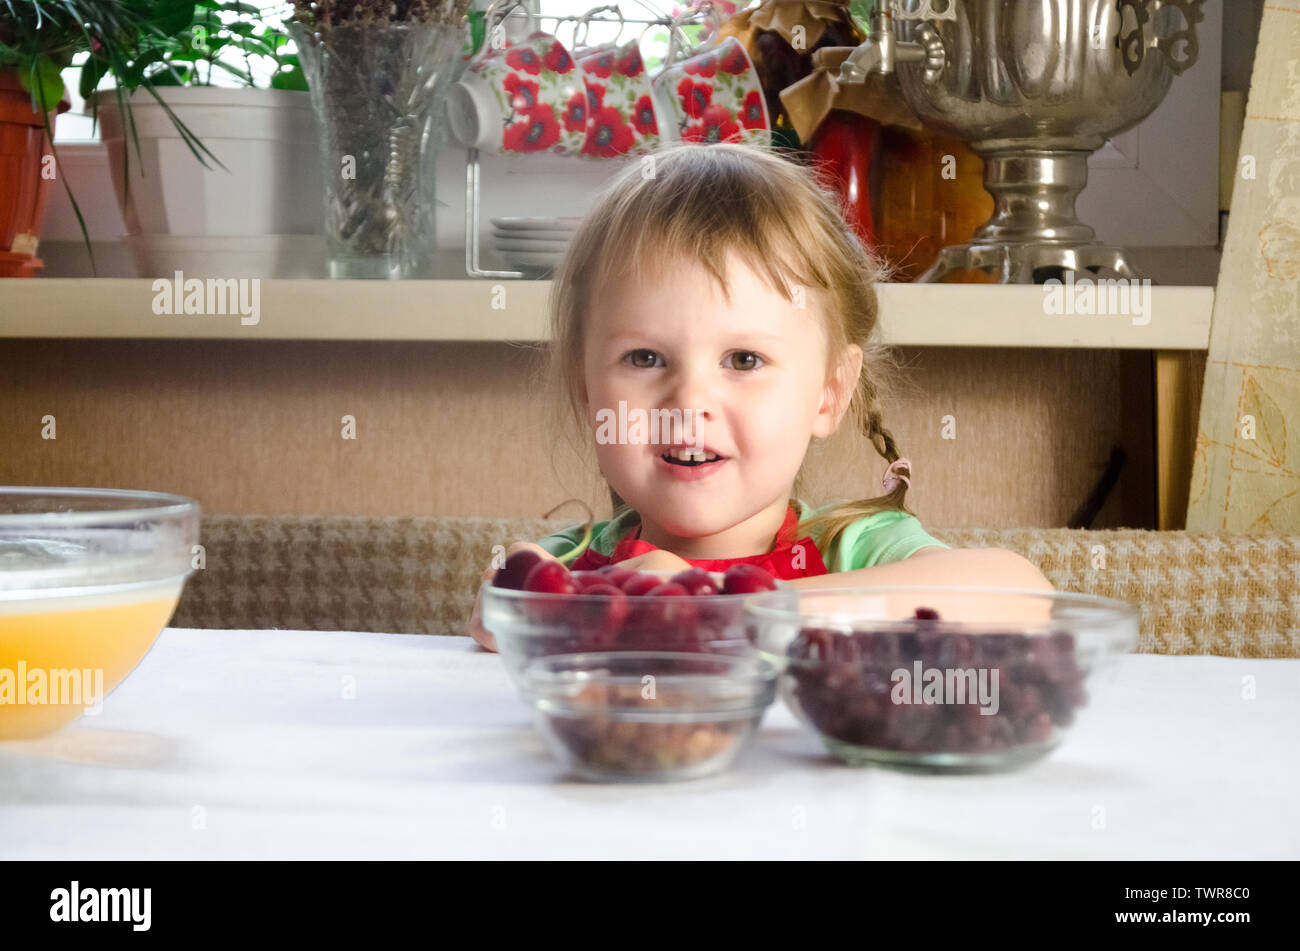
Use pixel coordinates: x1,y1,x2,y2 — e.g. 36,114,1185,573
591,214,831,311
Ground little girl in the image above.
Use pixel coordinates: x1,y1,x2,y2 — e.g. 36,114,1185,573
469,143,1051,649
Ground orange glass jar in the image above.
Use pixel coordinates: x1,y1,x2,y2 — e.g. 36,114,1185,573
875,126,996,282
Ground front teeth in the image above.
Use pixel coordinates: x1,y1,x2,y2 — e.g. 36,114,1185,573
665,447,719,462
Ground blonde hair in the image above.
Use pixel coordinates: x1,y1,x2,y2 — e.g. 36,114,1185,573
538,142,915,570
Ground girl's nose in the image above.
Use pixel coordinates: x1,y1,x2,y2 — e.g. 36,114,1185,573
664,364,714,421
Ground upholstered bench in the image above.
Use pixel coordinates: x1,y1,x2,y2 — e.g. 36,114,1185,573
171,514,1300,658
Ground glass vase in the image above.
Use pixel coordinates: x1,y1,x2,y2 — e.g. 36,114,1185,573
291,20,467,280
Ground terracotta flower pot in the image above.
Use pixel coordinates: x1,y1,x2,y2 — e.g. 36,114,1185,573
0,68,70,277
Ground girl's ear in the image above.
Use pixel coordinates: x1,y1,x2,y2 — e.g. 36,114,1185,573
812,344,863,439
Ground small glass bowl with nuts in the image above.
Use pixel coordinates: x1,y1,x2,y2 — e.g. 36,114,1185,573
522,651,780,782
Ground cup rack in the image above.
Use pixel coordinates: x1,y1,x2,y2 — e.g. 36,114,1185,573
463,0,721,278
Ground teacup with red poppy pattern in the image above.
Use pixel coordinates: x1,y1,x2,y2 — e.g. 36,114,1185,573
574,40,668,159
650,36,770,147
448,31,586,156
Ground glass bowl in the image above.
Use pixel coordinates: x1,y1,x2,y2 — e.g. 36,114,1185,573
481,569,797,688
744,586,1139,773
523,651,779,782
0,487,200,739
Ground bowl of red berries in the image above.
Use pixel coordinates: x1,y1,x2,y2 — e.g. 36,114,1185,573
524,650,780,782
744,586,1139,773
481,551,797,688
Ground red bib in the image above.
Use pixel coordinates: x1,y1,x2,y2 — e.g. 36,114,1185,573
569,505,828,579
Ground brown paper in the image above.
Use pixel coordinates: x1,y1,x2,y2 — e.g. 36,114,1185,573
780,44,925,143
748,0,849,49
717,7,759,48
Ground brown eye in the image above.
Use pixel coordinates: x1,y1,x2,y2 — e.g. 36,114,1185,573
624,349,661,369
727,351,762,371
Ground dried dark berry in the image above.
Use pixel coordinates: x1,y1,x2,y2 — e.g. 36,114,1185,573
786,620,1088,756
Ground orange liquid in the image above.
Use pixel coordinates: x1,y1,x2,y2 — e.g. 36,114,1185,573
877,127,997,283
0,584,181,740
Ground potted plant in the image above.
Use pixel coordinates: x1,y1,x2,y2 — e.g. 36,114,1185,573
0,65,67,276
0,0,206,276
90,1,327,278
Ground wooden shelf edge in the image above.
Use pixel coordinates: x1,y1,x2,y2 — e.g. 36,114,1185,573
0,279,1214,349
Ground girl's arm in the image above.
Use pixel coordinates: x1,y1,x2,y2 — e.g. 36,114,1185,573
788,547,1056,623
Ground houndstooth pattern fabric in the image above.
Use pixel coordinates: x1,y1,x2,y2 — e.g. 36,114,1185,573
174,515,570,640
170,516,1300,658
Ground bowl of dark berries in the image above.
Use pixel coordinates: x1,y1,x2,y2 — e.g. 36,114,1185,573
523,651,780,782
744,586,1139,773
481,551,796,688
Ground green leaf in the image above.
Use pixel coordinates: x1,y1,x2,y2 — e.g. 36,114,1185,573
78,55,109,100
270,66,307,91
154,0,199,37
21,55,66,114
146,66,188,86
466,10,486,56
122,48,169,86
138,80,226,171
848,0,875,33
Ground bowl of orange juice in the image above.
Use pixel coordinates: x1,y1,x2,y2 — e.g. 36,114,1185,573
0,487,200,740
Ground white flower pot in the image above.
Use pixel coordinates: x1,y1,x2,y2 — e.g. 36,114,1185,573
91,87,325,277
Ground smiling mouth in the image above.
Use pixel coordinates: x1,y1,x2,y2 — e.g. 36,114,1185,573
660,448,724,467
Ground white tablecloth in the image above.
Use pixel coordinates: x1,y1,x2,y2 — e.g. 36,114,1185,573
1,629,1297,859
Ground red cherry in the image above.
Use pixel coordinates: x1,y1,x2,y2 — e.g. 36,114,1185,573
493,549,543,590
648,581,689,598
694,599,740,649
524,560,577,594
640,582,700,649
581,582,626,599
522,560,579,624
575,582,629,649
620,572,662,597
722,564,777,594
670,568,719,596
572,570,613,592
596,565,636,588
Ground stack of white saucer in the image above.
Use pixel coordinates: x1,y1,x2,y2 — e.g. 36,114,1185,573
490,217,581,273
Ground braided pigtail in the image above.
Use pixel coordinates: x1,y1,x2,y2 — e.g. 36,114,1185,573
797,355,916,571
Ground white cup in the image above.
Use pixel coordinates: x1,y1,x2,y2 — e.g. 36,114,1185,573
448,32,586,156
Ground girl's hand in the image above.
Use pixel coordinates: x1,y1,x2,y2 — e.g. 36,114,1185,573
467,541,557,652
615,549,694,575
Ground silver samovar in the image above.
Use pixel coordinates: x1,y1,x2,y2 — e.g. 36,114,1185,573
835,0,1206,283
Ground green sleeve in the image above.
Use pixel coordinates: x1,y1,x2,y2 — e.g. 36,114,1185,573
827,510,951,572
536,520,610,559
535,509,642,561
535,508,641,559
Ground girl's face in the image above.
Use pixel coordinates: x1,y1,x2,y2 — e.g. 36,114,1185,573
581,251,861,557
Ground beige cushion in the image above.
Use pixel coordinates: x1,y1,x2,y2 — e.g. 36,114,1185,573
171,515,1300,658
